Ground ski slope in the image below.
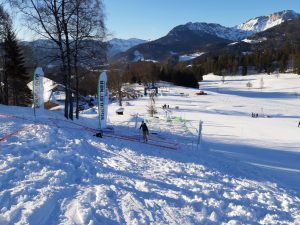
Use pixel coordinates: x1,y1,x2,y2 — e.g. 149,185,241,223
0,73,300,224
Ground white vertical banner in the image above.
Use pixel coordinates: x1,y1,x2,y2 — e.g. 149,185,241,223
98,71,108,130
33,67,44,116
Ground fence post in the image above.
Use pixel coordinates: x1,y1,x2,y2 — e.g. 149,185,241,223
197,120,203,149
135,113,138,128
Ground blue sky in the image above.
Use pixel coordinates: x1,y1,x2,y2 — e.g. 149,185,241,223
104,0,300,40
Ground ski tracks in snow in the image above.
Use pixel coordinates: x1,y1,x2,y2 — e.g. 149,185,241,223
0,114,300,224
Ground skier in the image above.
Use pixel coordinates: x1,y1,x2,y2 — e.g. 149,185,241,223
139,121,149,143
298,121,300,127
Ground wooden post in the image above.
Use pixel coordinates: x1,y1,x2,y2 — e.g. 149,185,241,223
197,120,203,149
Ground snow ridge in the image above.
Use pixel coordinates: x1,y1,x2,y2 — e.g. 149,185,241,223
169,10,299,42
236,10,300,32
186,22,253,41
169,22,252,41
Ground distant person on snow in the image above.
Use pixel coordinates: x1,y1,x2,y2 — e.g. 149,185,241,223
139,121,149,143
298,121,300,127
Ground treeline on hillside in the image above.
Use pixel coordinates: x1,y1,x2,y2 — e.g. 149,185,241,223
192,43,300,76
110,41,300,94
119,60,200,88
106,60,200,106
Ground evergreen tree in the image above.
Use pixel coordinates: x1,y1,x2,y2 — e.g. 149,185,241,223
4,24,32,106
171,69,198,88
279,51,289,73
293,53,300,75
241,56,248,76
0,5,10,105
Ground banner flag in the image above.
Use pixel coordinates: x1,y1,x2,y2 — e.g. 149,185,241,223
98,71,109,129
33,67,44,116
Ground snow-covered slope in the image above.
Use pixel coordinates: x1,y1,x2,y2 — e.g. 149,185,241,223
107,38,147,58
174,22,252,41
179,52,206,62
1,73,300,224
236,10,300,33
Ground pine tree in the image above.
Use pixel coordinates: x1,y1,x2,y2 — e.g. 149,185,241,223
0,5,10,105
293,53,300,75
241,56,248,76
4,24,32,106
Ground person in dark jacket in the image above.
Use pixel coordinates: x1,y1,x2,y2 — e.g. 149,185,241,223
139,121,149,143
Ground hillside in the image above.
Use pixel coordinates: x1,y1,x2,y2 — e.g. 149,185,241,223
1,73,300,224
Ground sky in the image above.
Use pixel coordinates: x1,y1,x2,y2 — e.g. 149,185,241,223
104,0,300,41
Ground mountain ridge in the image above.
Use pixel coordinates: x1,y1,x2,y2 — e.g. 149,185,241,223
236,10,300,32
113,10,300,62
21,10,300,64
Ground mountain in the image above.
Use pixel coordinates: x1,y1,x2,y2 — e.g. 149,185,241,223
114,10,300,63
187,18,300,77
23,39,110,68
236,10,300,33
176,22,251,41
107,38,147,59
23,38,146,65
113,22,253,62
114,24,233,62
243,18,300,49
204,18,300,57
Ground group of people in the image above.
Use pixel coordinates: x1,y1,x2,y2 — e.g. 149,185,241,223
251,112,259,118
162,104,169,109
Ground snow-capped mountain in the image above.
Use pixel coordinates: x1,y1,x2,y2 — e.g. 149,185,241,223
169,10,300,42
115,10,300,63
170,22,252,41
107,38,147,58
236,10,300,33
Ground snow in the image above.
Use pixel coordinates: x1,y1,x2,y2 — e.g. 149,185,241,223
236,10,300,33
242,37,267,44
180,22,252,41
1,73,300,224
227,42,238,46
179,52,205,62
